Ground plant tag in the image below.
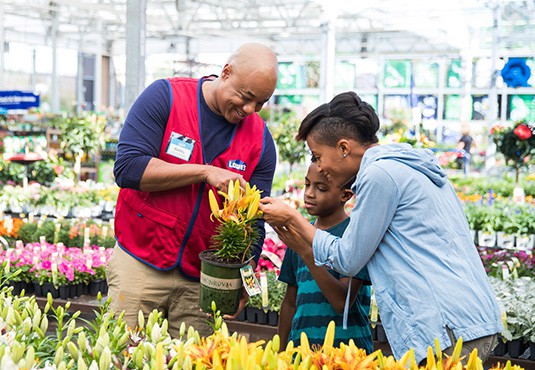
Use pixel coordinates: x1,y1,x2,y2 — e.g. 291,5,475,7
4,217,13,234
370,291,378,328
240,265,261,296
501,264,510,279
260,271,269,309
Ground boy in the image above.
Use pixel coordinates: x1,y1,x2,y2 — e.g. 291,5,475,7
277,160,372,352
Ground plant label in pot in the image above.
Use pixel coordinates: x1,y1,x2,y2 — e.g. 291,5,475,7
478,231,496,248
513,187,525,203
515,234,534,251
497,232,515,249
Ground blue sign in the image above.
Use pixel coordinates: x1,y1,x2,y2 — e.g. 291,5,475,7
0,90,40,110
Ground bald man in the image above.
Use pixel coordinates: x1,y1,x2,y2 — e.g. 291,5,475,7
108,43,278,337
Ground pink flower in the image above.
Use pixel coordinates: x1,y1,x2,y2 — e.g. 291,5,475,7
41,260,52,270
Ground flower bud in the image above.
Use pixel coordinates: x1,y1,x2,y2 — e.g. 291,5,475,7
99,346,112,370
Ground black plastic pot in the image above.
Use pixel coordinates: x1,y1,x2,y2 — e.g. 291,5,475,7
507,339,527,358
267,310,279,326
376,323,388,343
492,337,507,356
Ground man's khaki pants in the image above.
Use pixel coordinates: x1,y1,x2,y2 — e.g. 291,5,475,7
106,245,212,338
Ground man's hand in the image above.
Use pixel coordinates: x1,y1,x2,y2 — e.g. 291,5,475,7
205,166,247,193
223,286,249,320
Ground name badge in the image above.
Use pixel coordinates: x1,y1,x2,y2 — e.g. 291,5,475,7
166,132,195,161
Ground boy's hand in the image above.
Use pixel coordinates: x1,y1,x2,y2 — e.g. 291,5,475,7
274,225,313,258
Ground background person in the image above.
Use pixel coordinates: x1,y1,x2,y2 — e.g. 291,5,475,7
108,43,278,337
278,160,372,352
259,91,502,364
455,126,476,171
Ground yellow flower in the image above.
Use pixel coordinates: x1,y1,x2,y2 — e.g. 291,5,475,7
208,180,263,261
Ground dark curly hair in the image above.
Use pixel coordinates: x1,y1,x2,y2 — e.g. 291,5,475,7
296,91,380,146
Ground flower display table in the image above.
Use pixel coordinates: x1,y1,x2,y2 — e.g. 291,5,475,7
31,294,534,369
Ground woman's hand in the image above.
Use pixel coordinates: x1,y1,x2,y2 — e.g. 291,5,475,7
259,197,300,227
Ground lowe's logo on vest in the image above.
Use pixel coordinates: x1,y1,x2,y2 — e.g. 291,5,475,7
228,159,246,171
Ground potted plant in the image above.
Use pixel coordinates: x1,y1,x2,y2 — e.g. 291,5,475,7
58,114,105,183
199,180,263,315
491,121,535,202
515,205,535,251
477,205,499,248
495,208,518,249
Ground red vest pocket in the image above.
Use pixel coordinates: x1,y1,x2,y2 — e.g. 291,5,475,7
116,190,186,270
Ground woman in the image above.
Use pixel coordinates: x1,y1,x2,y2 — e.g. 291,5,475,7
259,92,502,364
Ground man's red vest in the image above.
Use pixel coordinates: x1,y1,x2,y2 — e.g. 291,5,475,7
114,77,266,279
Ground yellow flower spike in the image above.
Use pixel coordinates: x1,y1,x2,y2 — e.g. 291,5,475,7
426,346,435,369
286,340,294,353
322,320,336,355
182,356,193,370
53,346,64,367
221,322,229,338
465,348,481,370
24,346,36,367
154,342,165,370
67,342,79,358
233,336,246,368
356,351,379,369
272,334,280,353
399,348,413,367
99,346,112,370
77,357,88,370
209,190,221,219
246,193,260,220
451,337,463,363
228,180,235,202
409,348,418,370
434,338,443,367
234,179,241,202
376,351,385,369
300,355,311,369
261,340,272,366
300,331,311,355
40,313,49,334
179,322,187,338
138,310,145,331
187,326,195,340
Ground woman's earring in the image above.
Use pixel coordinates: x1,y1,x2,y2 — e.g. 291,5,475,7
343,153,347,158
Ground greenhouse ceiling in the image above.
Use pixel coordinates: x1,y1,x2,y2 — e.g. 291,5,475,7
2,0,535,60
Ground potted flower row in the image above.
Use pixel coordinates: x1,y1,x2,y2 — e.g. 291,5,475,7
237,269,287,326
1,216,116,249
464,202,535,250
0,181,118,220
0,239,112,299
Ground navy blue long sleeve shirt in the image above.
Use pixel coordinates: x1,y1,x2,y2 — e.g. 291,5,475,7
114,78,277,265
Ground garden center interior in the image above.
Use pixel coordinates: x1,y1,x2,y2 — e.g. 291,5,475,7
1,0,535,369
